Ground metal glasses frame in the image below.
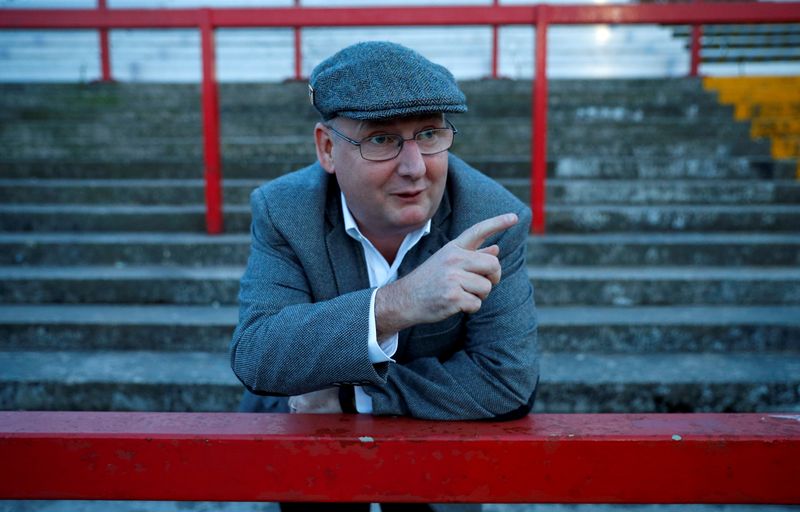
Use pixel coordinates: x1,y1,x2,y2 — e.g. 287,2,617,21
324,119,458,162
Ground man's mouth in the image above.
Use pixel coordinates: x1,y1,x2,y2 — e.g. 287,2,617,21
395,190,423,199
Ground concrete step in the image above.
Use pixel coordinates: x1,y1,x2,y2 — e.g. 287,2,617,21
514,179,800,205
0,179,263,205
0,232,252,266
4,232,800,267
528,266,800,306
546,204,800,232
2,265,799,306
537,352,800,413
0,99,734,130
1,135,770,160
0,204,245,232
1,304,797,354
0,79,724,110
3,178,798,206
1,350,797,413
508,156,797,180
5,203,800,233
528,233,800,266
2,156,793,181
2,116,754,143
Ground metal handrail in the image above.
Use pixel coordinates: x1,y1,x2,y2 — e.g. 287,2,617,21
2,411,799,503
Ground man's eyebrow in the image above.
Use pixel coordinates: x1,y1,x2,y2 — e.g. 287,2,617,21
359,116,446,133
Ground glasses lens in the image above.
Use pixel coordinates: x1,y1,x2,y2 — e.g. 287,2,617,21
358,127,455,161
415,128,454,155
360,134,403,161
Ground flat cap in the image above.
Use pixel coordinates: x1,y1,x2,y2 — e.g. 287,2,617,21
308,41,467,121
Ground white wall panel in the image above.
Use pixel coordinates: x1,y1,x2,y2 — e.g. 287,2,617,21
301,26,493,79
0,30,99,82
2,0,797,81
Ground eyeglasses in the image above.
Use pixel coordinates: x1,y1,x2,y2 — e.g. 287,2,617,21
325,120,458,162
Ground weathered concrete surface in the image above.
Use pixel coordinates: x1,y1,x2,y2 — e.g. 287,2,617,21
1,351,799,413
1,78,798,415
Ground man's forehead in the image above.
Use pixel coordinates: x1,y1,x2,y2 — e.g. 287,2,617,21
343,113,445,132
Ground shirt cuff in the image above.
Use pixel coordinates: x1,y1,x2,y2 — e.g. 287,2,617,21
354,386,373,413
367,288,398,363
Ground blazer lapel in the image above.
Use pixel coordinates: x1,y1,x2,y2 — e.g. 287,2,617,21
395,188,453,361
324,185,370,296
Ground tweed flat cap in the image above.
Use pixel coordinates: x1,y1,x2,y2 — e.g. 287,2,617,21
309,41,467,120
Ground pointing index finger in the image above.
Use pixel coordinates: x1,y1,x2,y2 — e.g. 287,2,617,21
454,213,518,251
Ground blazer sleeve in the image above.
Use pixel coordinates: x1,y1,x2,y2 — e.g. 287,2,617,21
363,206,540,420
229,187,389,396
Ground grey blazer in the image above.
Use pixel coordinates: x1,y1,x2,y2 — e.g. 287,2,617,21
231,154,539,420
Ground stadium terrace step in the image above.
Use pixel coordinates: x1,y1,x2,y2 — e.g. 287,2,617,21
3,178,799,206
0,179,263,205
2,136,771,161
1,350,798,413
527,233,800,266
0,204,248,232
2,265,799,307
4,232,800,267
2,118,759,148
537,352,800,413
1,304,797,354
546,204,800,232
4,203,800,233
2,156,793,181
528,266,800,306
0,232,252,266
1,78,798,417
507,179,800,205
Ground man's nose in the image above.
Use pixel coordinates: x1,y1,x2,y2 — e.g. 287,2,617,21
395,139,426,179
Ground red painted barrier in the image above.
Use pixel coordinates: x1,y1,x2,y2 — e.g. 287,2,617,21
2,3,800,234
1,412,799,503
97,0,112,82
200,11,223,235
691,24,703,78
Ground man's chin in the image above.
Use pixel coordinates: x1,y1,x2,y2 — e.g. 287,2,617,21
394,203,433,224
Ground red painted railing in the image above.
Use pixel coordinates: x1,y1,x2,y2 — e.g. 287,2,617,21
1,412,799,503
2,3,800,234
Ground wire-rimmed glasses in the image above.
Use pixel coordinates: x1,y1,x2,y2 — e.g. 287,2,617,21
325,120,458,162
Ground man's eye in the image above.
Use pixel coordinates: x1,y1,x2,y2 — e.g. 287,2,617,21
416,129,437,141
366,135,397,146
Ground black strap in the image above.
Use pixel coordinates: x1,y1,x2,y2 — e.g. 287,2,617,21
338,385,358,414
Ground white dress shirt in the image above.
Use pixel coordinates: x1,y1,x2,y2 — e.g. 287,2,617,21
341,193,431,413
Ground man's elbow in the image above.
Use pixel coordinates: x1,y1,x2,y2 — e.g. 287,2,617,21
490,374,539,421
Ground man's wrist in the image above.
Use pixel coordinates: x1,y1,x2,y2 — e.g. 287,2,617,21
375,282,411,339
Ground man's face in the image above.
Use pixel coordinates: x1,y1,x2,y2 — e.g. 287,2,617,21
316,114,449,241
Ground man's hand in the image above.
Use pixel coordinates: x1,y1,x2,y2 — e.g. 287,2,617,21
375,213,519,339
288,388,342,414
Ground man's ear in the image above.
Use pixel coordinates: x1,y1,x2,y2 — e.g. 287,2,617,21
314,122,335,174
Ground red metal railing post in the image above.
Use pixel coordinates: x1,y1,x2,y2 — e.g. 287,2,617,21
294,0,303,80
201,10,223,234
98,0,112,81
491,0,499,79
690,24,703,77
531,6,548,234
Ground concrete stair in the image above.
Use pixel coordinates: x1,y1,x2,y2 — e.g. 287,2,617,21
1,78,798,414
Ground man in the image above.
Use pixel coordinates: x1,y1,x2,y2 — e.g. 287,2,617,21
230,41,539,511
